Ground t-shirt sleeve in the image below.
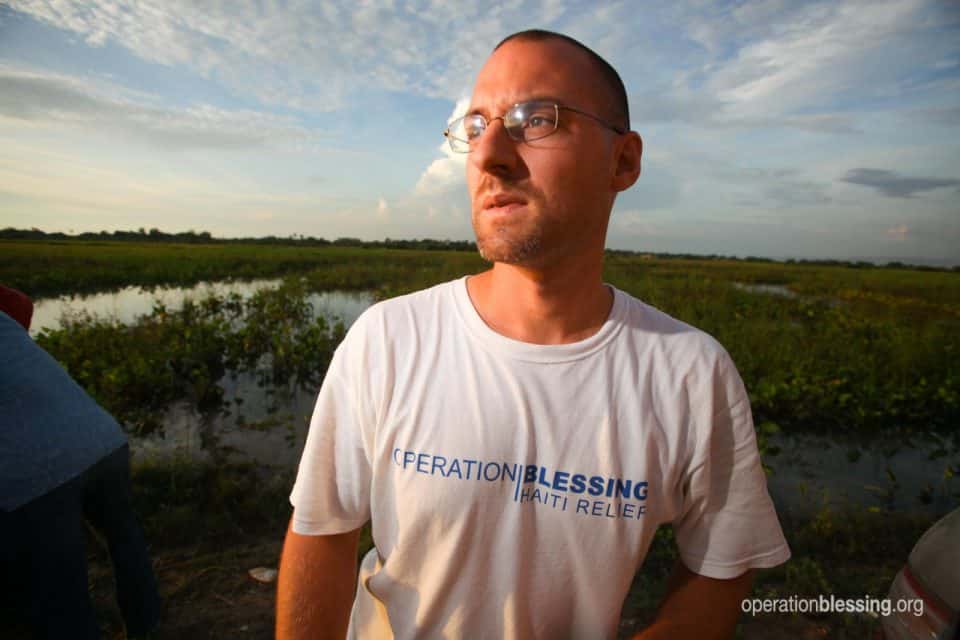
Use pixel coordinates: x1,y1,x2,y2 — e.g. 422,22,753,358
289,321,375,535
672,352,791,579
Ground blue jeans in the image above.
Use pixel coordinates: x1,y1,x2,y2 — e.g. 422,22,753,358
0,444,160,639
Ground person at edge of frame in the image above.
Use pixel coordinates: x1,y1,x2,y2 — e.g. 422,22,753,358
276,29,791,640
0,284,161,640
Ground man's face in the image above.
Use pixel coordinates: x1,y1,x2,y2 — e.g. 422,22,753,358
466,38,624,267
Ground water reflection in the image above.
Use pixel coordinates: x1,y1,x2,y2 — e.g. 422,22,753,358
30,279,374,334
132,373,318,470
766,432,959,515
138,388,959,516
33,279,957,515
33,278,376,470
731,282,798,298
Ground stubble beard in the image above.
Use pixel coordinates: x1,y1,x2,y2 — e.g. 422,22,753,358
470,177,546,264
475,224,544,265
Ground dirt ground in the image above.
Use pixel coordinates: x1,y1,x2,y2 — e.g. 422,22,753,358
1,538,283,640
120,547,865,640
0,532,882,640
94,539,285,639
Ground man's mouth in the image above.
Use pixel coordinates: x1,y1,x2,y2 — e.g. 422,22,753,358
482,193,528,214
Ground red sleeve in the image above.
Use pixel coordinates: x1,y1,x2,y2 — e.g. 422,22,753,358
0,285,34,331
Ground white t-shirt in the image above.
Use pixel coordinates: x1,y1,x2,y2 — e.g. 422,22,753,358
290,277,790,639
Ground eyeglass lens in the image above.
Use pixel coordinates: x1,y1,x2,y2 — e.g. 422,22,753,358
503,102,558,141
451,101,559,149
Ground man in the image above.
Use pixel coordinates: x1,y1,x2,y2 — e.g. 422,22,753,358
277,30,790,639
0,287,161,639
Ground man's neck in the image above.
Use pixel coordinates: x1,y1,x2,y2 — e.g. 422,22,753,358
465,258,613,345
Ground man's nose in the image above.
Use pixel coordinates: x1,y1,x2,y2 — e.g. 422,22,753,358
469,118,520,177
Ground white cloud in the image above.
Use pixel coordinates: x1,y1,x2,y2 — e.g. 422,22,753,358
10,0,952,133
414,96,470,196
707,0,925,115
414,155,465,196
7,0,505,109
0,139,335,214
0,65,315,151
2,0,958,262
609,210,672,238
3,1,672,112
628,0,958,134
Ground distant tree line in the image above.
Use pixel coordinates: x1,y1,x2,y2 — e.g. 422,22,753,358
2,227,217,244
0,227,477,252
604,248,958,272
2,227,956,272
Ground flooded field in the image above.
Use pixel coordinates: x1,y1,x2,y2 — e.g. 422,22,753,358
23,269,958,516
5,240,957,639
30,278,374,335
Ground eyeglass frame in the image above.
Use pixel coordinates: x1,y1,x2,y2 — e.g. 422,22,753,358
443,100,627,153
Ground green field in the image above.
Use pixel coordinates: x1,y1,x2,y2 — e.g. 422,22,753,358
5,239,957,441
0,239,486,298
2,238,958,638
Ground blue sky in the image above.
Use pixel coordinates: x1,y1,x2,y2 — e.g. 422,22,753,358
1,0,958,264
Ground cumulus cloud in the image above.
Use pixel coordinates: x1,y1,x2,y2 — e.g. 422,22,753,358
414,155,466,196
414,97,470,196
839,168,960,198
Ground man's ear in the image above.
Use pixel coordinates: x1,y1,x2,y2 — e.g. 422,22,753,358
611,132,642,193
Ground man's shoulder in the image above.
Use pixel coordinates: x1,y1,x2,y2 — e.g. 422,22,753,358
342,278,462,341
360,278,460,321
613,288,744,401
614,288,727,360
613,289,748,417
377,278,461,311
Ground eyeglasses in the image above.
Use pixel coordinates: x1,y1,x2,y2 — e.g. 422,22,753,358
443,100,626,153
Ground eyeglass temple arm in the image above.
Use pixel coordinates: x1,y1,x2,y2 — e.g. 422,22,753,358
558,106,626,134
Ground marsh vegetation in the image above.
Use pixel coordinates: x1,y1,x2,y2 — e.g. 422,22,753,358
1,238,956,638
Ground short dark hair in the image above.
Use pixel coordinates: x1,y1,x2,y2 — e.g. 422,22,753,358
494,29,630,131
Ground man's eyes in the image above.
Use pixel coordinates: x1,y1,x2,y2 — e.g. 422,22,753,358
464,117,485,139
456,105,556,144
518,105,556,129
526,114,555,128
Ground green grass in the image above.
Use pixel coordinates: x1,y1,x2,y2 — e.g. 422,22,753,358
602,256,959,440
35,280,346,436
131,458,295,549
0,239,486,299
11,239,957,443
7,238,951,638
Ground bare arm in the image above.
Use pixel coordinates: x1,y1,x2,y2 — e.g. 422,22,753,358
632,561,754,640
276,518,361,640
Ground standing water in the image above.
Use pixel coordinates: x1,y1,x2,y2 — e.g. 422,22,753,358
30,278,376,468
765,432,958,516
29,279,958,516
30,279,373,335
